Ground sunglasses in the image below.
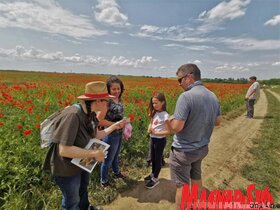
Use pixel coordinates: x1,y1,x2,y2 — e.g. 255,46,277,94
177,75,186,84
177,72,193,84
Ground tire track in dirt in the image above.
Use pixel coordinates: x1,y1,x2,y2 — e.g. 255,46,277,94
102,90,267,210
202,89,267,191
266,89,280,101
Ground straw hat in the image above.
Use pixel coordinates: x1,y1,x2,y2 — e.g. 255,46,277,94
77,81,115,100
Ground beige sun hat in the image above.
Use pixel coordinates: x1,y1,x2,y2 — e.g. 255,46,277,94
77,81,115,100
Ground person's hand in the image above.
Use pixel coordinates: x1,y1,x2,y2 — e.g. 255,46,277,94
150,128,157,135
147,127,152,134
92,150,105,162
168,115,175,122
113,119,126,130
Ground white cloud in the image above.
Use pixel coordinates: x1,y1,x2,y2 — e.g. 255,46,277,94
198,0,250,33
0,0,105,39
0,46,157,68
220,37,280,51
247,63,259,67
199,0,250,22
193,60,202,64
94,0,128,26
272,61,280,66
140,25,160,33
104,41,119,45
133,25,208,43
110,56,157,67
0,45,108,65
264,15,280,26
215,64,249,72
164,43,213,51
212,51,234,56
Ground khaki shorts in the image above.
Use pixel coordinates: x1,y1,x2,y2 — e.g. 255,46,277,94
169,145,208,186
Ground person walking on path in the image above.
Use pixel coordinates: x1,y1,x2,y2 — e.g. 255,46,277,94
168,64,221,210
245,76,260,119
43,81,125,210
144,92,171,189
98,76,127,188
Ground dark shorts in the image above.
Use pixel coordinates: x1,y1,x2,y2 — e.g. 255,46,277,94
169,145,208,186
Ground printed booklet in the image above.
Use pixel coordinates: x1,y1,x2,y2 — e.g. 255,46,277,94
71,138,110,173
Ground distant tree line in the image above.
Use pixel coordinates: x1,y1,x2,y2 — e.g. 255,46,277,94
202,78,249,84
259,78,280,85
202,78,280,85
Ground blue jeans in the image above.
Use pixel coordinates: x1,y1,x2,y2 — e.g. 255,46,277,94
54,171,90,210
100,132,122,183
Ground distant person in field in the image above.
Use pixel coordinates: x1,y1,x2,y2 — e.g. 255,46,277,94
144,92,171,189
245,76,260,119
168,64,221,209
97,76,127,188
43,81,126,210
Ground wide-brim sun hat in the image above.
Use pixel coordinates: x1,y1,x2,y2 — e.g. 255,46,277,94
77,81,115,100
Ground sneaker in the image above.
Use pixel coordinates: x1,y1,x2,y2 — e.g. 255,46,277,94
144,174,153,182
145,179,159,189
89,206,103,210
100,182,111,188
113,172,126,179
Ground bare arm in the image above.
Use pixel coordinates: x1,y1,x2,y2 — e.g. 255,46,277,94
147,122,152,134
96,110,115,127
169,115,185,133
96,119,126,139
59,144,105,161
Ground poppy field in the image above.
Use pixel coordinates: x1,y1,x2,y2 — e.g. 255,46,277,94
0,70,249,209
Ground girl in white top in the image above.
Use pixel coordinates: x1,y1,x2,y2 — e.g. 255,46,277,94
144,92,171,189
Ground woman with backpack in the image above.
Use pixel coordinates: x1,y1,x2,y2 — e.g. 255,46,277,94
43,81,126,210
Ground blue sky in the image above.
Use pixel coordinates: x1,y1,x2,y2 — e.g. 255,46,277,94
0,0,279,79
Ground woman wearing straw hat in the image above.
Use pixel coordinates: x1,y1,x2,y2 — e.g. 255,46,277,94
43,81,126,210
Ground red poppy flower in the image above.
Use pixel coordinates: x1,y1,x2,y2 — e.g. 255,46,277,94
16,125,23,129
0,122,3,126
128,113,135,121
64,101,71,107
35,124,41,128
23,130,32,136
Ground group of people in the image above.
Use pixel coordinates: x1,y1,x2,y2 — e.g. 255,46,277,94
43,63,260,210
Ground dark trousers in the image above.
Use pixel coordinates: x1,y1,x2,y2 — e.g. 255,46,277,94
151,137,166,178
246,99,255,118
147,139,165,165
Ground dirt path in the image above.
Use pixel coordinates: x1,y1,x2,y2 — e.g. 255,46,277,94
266,89,280,101
103,90,268,210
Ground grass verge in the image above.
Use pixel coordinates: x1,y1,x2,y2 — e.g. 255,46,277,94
241,90,280,202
